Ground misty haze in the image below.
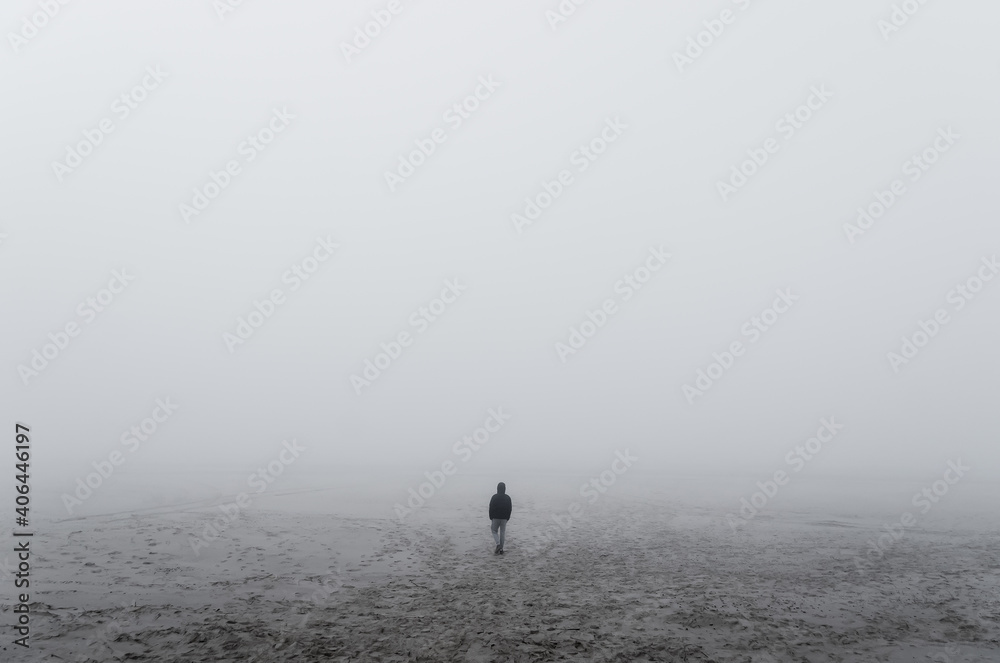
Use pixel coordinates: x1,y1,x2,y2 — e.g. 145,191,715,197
2,1,999,662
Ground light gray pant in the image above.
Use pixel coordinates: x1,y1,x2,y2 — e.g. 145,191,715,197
491,518,507,547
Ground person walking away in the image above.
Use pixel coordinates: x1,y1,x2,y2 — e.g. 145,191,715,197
489,482,512,555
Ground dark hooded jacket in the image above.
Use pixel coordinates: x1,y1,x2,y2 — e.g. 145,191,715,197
489,482,512,520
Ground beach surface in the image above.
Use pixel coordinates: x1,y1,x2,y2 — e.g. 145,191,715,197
4,470,1000,662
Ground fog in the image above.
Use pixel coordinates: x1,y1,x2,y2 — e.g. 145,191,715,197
2,0,999,523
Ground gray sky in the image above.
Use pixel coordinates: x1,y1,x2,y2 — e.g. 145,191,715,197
2,0,999,509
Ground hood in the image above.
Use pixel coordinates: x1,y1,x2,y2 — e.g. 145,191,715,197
496,482,506,494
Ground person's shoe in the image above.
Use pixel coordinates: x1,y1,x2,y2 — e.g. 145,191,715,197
494,544,501,555
498,547,504,555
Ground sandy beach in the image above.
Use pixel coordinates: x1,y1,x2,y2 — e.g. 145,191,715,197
5,471,999,662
